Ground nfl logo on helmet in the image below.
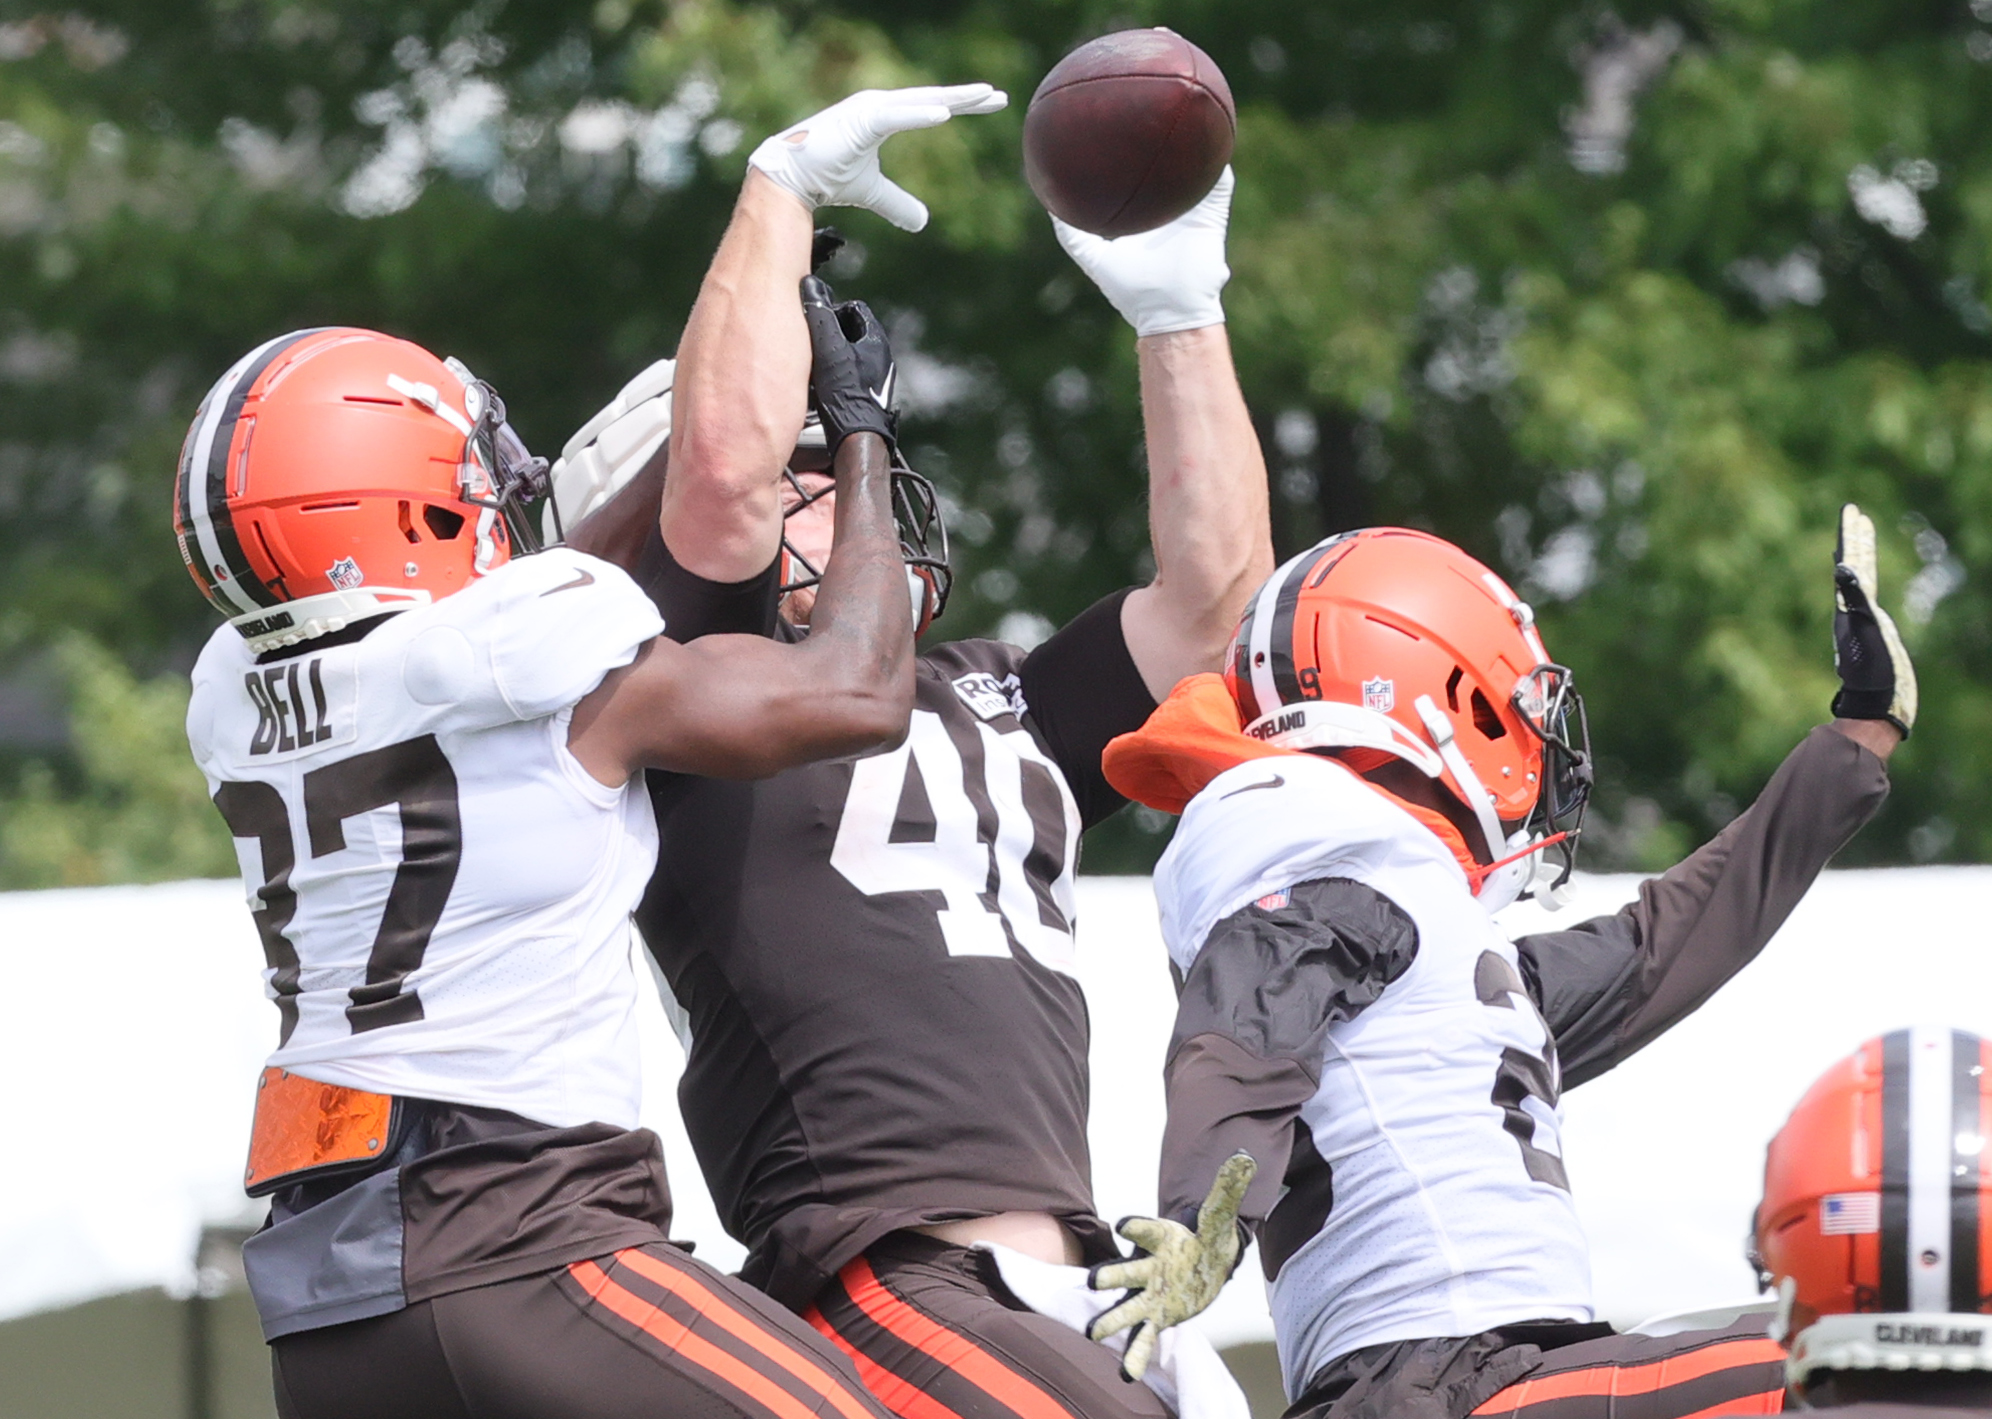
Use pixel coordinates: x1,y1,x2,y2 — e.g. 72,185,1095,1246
1362,676,1394,713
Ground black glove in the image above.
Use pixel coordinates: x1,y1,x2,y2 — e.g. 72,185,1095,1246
1831,503,1917,736
801,274,896,456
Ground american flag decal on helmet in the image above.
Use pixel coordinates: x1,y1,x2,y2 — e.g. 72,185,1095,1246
1820,1193,1881,1235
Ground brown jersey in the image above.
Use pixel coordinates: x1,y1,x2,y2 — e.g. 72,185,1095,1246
633,533,1157,1309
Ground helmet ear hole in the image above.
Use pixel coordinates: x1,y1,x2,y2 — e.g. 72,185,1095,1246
1470,688,1508,740
422,505,466,541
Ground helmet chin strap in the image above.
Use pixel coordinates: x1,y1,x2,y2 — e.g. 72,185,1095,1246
1411,695,1562,911
1413,694,1508,867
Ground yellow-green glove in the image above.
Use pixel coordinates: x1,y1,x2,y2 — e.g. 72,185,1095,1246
1832,503,1918,736
1087,1153,1256,1381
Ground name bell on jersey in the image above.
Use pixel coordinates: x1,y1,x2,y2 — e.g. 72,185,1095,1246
176,328,665,1133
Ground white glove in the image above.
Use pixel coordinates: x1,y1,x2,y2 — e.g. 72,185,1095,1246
747,84,1008,233
1054,166,1233,337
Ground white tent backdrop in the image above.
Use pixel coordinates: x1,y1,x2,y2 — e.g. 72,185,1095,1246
4,868,1989,1350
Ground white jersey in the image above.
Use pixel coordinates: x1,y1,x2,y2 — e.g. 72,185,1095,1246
187,548,664,1131
1154,753,1593,1391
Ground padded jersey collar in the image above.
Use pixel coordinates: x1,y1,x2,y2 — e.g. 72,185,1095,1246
1102,673,1484,885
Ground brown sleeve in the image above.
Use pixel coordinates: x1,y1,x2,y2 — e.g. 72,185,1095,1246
1520,724,1890,1090
1016,588,1157,829
1159,1036,1320,1232
1157,877,1419,1229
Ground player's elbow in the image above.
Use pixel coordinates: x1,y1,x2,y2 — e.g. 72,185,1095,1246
1151,537,1274,670
817,676,914,756
668,425,783,507
725,674,911,777
672,387,806,504
1152,578,1260,676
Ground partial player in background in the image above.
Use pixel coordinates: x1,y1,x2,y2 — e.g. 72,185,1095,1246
178,318,914,1418
1751,1029,1992,1414
1084,505,1912,1419
562,78,1272,1419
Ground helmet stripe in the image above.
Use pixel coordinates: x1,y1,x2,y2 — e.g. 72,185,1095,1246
173,418,208,598
177,384,238,607
1907,1022,1958,1313
1231,597,1262,723
184,329,327,613
1247,543,1316,719
1880,1027,1912,1311
1952,1030,1984,1312
182,333,290,613
1904,1020,1952,1307
1881,1024,1967,1313
1265,545,1318,707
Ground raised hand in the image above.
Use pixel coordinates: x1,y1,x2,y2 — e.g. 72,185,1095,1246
801,275,896,453
1053,166,1233,337
1832,503,1917,737
748,85,1008,233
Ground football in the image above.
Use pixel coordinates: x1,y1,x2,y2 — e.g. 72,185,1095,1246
1022,28,1235,238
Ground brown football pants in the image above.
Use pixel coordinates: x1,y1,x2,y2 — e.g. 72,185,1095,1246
804,1233,1172,1419
1288,1315,1787,1419
1467,1321,1786,1419
272,1242,896,1419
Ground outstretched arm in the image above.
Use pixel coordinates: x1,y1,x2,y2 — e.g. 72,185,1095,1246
1123,323,1273,697
662,172,813,582
1519,723,1889,1089
1054,170,1274,699
1521,504,1909,1086
663,84,1007,583
571,431,912,780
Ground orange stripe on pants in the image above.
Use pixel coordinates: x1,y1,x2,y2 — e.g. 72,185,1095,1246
836,1257,1077,1419
613,1247,880,1419
1472,1337,1787,1416
570,1257,825,1419
806,1303,975,1419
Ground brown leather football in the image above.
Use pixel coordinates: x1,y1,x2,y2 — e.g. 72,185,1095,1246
1023,28,1235,238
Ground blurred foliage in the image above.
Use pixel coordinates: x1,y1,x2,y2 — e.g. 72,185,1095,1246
0,634,235,886
0,0,1987,882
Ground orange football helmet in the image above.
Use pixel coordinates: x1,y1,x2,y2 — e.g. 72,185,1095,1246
1223,528,1591,905
173,327,550,653
1752,1027,1992,1404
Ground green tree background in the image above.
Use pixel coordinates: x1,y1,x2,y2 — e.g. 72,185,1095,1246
0,0,1982,887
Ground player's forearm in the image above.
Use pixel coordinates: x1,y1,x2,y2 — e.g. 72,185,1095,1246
1121,326,1274,698
779,432,915,755
1160,879,1413,1223
1160,1033,1309,1230
1538,724,1891,1088
663,171,814,578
